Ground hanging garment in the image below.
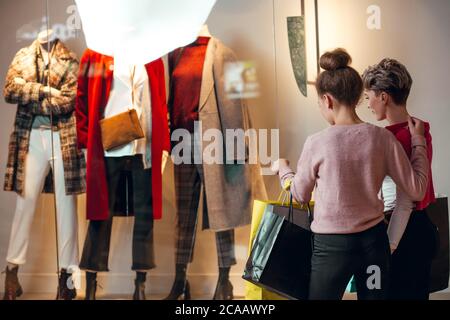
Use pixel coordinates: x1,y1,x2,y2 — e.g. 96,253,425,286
76,49,170,221
3,39,86,196
168,37,268,231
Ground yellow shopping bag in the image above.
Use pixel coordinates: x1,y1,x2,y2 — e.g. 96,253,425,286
245,190,297,299
244,187,314,300
245,199,287,300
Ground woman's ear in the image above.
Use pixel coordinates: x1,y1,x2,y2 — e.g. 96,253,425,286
380,92,389,105
324,94,334,110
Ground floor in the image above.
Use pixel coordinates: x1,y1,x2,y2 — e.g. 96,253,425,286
5,292,450,300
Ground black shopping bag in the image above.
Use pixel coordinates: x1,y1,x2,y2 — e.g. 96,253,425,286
428,197,449,293
243,194,313,300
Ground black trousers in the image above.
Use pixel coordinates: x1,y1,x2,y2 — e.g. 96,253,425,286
308,222,391,300
387,210,438,300
79,156,155,272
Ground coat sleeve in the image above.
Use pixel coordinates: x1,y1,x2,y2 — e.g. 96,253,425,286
213,42,248,164
387,189,414,251
3,48,46,105
31,58,80,116
279,137,318,204
75,51,91,150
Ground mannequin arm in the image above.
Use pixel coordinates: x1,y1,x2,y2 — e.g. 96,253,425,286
3,50,46,105
31,60,79,116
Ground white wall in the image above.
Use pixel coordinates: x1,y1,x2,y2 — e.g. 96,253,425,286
0,0,449,298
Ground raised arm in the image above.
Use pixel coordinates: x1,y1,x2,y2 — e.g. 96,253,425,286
277,137,317,204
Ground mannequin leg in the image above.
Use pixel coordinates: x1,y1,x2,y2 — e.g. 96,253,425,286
212,230,236,300
163,163,201,300
4,130,50,300
215,230,237,268
50,131,79,300
174,163,202,265
130,155,154,300
79,157,123,299
6,129,50,266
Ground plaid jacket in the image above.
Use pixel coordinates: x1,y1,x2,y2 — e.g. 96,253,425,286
3,39,86,195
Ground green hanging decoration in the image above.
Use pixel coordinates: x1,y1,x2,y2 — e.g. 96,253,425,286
287,0,320,98
287,15,307,97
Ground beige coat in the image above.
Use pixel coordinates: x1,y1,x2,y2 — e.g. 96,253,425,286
196,38,267,231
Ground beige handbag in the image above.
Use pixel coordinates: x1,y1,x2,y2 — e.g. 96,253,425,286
100,66,145,151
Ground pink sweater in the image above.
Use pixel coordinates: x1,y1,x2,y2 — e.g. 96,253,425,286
279,123,429,235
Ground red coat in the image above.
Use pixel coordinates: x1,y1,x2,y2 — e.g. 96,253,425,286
76,49,170,221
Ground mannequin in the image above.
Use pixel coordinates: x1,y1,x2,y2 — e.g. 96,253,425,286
28,29,62,129
3,33,85,300
164,28,267,300
75,49,170,300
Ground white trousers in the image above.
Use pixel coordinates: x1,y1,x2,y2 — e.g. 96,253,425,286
6,129,79,269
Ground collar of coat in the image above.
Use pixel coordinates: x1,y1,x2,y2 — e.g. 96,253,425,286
29,38,77,61
199,37,218,112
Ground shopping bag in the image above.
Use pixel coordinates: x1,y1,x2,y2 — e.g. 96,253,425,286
348,197,449,295
245,199,287,300
427,197,449,293
243,193,313,300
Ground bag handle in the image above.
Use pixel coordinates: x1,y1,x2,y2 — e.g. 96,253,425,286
288,192,313,224
277,189,290,206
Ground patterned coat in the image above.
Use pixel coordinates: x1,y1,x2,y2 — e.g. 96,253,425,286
3,39,86,195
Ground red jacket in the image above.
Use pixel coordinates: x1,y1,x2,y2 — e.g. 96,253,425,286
75,49,170,221
386,121,436,210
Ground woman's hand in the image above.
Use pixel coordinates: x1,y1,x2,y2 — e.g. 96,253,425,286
408,116,425,136
271,159,290,174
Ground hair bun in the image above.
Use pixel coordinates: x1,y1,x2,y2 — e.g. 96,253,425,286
320,48,352,71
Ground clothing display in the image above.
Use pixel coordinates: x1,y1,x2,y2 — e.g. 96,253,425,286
75,49,170,221
170,37,210,132
80,155,155,272
3,39,86,196
2,38,84,300
2,1,450,305
6,129,78,268
174,159,236,268
166,36,267,300
103,63,151,157
74,47,171,301
169,37,267,232
3,38,84,266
